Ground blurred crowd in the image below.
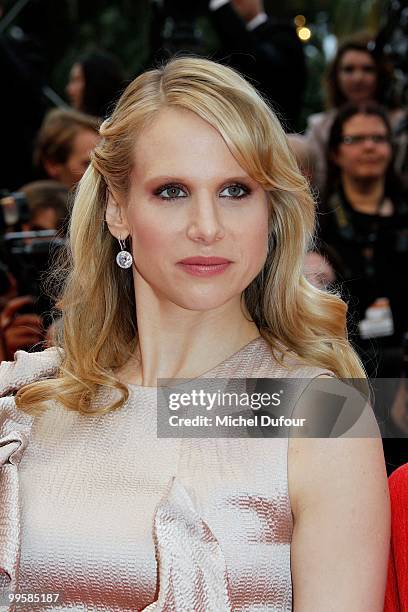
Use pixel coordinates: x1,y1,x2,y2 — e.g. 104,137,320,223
0,0,407,439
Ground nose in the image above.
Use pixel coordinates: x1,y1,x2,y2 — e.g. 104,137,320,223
351,68,368,83
362,136,375,149
186,193,225,244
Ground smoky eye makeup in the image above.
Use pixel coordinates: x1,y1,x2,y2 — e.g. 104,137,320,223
153,183,187,200
153,181,253,202
219,183,252,199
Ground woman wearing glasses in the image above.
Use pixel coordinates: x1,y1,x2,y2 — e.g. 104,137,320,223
305,35,403,194
321,101,408,378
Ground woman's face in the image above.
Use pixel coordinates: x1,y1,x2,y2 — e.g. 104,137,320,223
66,63,85,110
337,50,377,104
121,107,269,311
333,113,392,181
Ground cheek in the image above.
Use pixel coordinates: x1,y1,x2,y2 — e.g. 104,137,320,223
239,209,269,266
248,222,268,255
67,155,80,172
366,75,377,90
336,150,356,171
382,147,392,164
129,213,172,261
338,74,350,92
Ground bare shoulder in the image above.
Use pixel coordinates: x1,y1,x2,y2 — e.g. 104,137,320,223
287,376,390,610
288,435,388,516
288,375,386,514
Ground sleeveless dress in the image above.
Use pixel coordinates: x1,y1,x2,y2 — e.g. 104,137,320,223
0,338,334,612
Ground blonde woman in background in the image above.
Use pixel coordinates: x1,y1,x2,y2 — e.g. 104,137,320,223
0,58,389,611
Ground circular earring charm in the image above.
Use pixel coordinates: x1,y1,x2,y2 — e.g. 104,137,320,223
116,238,133,269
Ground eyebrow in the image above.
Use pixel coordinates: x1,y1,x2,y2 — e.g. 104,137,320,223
143,175,255,187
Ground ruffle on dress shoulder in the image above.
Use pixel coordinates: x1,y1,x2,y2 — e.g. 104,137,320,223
0,398,33,594
0,346,64,397
144,477,233,611
0,347,63,595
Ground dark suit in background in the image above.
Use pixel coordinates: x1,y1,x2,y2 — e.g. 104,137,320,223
209,2,306,131
146,0,306,132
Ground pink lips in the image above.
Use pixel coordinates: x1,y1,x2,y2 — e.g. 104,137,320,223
177,256,232,277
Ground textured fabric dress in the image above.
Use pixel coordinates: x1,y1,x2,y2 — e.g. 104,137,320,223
0,337,333,612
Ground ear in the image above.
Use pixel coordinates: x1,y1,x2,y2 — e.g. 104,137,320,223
105,191,130,240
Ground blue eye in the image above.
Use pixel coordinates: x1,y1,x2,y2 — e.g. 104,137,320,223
154,182,250,201
219,184,250,199
156,185,187,200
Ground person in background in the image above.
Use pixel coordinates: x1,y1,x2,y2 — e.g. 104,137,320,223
287,133,318,189
305,33,404,195
321,102,408,377
384,462,408,611
66,51,125,118
0,181,69,360
148,0,306,131
0,296,44,362
394,110,408,193
34,108,100,189
0,0,47,191
19,180,69,234
208,0,306,131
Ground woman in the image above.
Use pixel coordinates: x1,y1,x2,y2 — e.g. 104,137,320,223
321,102,408,378
0,58,389,610
305,35,402,194
66,50,125,118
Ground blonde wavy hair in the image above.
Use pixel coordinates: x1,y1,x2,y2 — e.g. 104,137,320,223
16,56,366,416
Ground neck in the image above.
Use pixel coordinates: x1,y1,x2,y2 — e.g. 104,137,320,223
117,274,260,386
342,174,385,214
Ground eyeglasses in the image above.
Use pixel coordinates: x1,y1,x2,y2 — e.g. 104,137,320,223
340,134,390,145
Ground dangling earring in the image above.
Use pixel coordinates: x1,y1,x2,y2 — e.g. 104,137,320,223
116,237,133,269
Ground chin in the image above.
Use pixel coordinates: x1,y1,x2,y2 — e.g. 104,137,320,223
358,170,383,179
171,288,241,312
349,92,371,103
